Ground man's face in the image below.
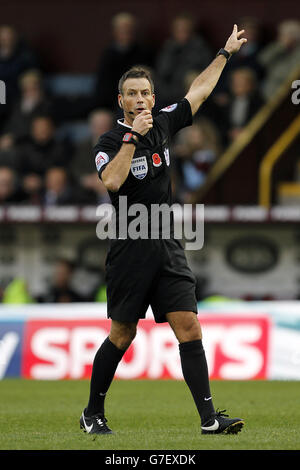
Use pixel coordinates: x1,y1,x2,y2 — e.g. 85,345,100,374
31,117,54,143
0,167,15,200
172,18,193,44
0,26,17,52
231,70,254,96
118,77,155,124
89,111,113,139
45,168,67,193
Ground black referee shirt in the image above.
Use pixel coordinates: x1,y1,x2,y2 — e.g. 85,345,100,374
94,98,193,237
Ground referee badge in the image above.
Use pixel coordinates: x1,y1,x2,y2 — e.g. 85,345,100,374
160,103,177,113
95,151,109,171
152,153,162,167
131,156,148,179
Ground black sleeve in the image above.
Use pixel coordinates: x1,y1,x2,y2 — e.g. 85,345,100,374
156,98,193,137
93,133,120,180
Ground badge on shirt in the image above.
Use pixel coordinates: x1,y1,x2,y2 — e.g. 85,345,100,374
152,153,162,167
164,148,170,166
95,151,109,171
160,103,177,113
131,156,148,179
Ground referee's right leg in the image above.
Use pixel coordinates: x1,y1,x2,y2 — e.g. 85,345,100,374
109,320,138,350
85,320,137,417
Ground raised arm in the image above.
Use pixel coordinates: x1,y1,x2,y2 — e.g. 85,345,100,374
185,24,247,115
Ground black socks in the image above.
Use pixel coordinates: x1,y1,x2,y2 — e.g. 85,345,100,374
86,336,126,417
86,336,215,425
179,339,215,425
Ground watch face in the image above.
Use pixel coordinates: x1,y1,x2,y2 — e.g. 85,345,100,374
123,133,133,142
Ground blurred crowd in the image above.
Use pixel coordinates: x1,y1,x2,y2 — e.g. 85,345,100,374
1,13,300,206
1,257,107,304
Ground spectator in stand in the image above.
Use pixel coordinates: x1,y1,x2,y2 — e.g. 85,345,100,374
16,115,71,199
0,166,24,203
217,67,265,144
94,12,154,111
2,278,34,304
38,258,84,303
43,167,81,206
80,172,111,205
172,119,221,203
0,25,38,105
217,17,265,94
3,69,53,144
258,19,300,100
230,17,264,72
155,13,212,106
71,108,113,184
71,108,113,204
0,133,19,169
20,172,43,204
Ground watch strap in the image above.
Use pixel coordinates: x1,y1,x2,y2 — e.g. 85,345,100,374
131,130,143,140
216,48,231,61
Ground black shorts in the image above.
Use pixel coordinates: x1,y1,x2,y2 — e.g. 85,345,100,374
105,238,198,323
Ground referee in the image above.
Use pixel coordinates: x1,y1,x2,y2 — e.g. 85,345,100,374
80,25,247,436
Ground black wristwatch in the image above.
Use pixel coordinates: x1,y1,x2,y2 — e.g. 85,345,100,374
122,132,138,146
216,48,231,61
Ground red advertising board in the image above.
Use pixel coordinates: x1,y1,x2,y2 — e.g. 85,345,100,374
22,315,271,380
199,315,270,380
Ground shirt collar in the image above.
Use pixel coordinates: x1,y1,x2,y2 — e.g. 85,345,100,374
117,118,132,129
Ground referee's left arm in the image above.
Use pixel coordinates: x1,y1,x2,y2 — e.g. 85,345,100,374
185,24,247,115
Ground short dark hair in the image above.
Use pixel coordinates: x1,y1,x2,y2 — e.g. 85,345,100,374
118,66,154,95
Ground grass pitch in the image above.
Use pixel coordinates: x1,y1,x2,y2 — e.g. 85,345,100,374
0,379,299,450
